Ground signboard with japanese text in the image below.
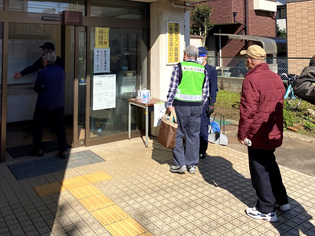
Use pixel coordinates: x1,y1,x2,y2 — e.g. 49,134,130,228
95,27,109,48
167,21,180,64
93,74,116,110
94,48,110,73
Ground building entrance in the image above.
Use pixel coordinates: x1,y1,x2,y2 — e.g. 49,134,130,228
5,23,74,158
0,0,150,162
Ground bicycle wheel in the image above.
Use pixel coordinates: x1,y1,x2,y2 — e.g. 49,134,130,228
285,96,302,109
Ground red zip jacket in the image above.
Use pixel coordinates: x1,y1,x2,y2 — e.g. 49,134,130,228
238,63,285,150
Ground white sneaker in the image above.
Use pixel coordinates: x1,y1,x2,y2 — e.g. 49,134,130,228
170,165,187,173
276,203,291,211
188,165,196,174
246,207,278,222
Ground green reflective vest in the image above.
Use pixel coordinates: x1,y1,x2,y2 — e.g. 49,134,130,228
175,61,205,103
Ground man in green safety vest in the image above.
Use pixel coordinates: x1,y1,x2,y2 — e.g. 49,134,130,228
166,45,210,174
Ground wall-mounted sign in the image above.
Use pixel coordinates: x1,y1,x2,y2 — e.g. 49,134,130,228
167,21,180,64
95,27,109,48
94,48,110,73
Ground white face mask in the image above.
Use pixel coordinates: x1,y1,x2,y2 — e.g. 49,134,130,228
197,57,205,65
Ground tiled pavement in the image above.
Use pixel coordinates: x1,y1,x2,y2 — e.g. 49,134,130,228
0,137,314,236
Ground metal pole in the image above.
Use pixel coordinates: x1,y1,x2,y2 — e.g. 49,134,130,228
219,29,223,76
128,102,131,139
145,107,148,147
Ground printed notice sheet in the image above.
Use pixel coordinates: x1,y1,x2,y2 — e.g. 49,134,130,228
154,102,167,127
93,74,116,110
94,48,110,73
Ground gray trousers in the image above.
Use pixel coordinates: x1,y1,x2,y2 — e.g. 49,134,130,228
173,105,203,167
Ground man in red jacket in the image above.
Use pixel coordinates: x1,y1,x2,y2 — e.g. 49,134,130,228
238,45,289,222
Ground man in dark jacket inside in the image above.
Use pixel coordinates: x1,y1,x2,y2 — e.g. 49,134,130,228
29,51,68,159
13,42,64,79
238,45,289,222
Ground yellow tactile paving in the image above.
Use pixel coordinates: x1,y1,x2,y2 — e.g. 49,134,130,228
61,176,91,190
105,218,150,236
33,182,66,197
79,194,114,211
91,205,130,226
32,170,151,235
141,232,153,236
68,184,102,200
83,171,112,183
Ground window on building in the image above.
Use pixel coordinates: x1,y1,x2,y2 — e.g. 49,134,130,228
9,0,85,15
90,0,148,19
7,23,62,123
276,6,286,19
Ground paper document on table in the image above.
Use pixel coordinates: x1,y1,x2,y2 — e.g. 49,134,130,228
154,102,167,127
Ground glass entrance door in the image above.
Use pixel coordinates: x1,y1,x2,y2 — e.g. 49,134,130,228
87,27,147,145
5,23,69,158
0,22,4,161
73,26,148,147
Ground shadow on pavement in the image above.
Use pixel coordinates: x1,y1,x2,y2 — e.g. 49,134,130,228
198,155,314,235
151,137,174,166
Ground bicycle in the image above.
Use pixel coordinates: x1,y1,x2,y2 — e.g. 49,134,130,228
280,73,302,109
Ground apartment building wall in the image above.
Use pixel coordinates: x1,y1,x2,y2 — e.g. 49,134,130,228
204,0,276,36
287,0,315,74
208,0,233,24
247,1,276,36
197,0,276,58
287,0,315,58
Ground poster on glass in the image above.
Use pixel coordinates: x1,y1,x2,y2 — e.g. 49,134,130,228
93,74,116,110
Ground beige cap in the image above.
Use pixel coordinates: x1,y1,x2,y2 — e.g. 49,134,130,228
240,45,266,60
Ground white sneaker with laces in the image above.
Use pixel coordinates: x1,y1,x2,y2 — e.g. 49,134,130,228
246,207,278,222
276,203,291,211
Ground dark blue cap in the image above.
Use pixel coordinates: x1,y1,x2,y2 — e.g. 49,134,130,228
39,42,55,51
198,47,207,57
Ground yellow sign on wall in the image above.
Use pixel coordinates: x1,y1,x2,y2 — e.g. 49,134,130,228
167,22,180,64
95,27,109,48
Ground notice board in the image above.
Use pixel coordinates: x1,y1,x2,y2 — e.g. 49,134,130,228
167,21,180,64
